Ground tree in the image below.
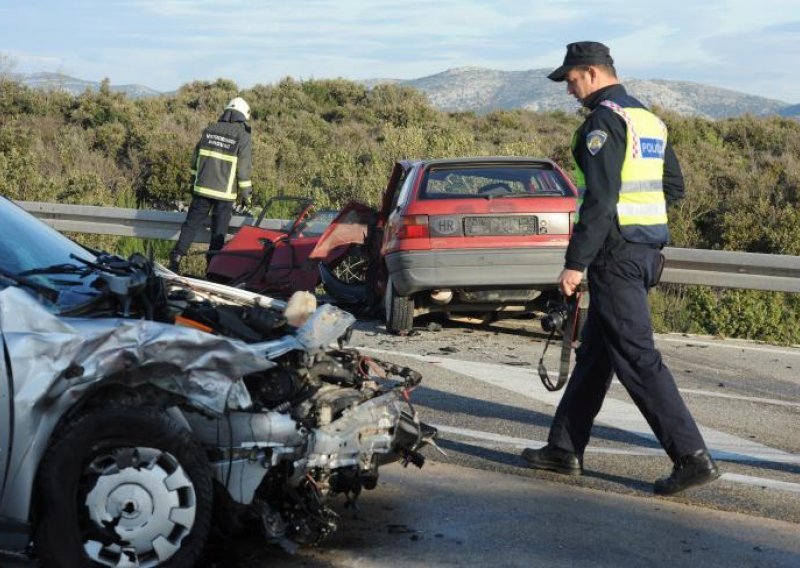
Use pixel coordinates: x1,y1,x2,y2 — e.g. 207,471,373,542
0,52,16,82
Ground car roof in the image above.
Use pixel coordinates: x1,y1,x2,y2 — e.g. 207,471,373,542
400,156,559,169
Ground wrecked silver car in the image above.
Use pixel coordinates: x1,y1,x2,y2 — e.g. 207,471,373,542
0,197,433,567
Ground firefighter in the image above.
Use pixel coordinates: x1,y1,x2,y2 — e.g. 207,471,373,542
169,97,253,273
522,42,720,495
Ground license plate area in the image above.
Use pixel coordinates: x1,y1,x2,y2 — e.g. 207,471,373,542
464,216,539,236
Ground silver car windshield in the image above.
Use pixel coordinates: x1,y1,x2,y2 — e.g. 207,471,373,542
0,198,100,310
0,198,96,276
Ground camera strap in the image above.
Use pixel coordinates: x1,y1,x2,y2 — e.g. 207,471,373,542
537,290,583,392
537,329,562,391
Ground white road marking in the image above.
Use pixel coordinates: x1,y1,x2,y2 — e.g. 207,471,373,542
604,380,800,409
433,424,800,494
432,424,665,457
719,473,800,494
361,346,800,466
657,335,800,357
651,387,800,409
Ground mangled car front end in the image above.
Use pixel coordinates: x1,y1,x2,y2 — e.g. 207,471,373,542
0,206,433,567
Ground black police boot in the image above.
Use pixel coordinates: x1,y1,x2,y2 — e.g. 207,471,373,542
521,444,583,475
168,251,182,273
654,450,720,495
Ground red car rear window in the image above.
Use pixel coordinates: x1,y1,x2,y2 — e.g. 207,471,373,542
419,165,571,200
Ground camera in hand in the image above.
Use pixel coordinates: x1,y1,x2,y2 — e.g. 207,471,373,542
537,290,585,391
540,294,579,333
541,302,569,333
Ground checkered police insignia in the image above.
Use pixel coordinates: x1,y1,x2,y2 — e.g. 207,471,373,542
586,130,608,156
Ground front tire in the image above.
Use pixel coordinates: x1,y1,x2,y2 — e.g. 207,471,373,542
384,276,414,334
34,406,212,568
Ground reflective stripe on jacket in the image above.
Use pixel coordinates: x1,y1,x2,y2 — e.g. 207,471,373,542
572,100,669,244
191,121,252,201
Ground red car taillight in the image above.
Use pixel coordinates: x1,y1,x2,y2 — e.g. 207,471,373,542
398,215,429,239
385,214,430,253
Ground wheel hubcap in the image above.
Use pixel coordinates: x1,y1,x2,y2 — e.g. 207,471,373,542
82,447,196,567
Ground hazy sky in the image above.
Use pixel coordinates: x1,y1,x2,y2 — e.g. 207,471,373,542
2,0,799,103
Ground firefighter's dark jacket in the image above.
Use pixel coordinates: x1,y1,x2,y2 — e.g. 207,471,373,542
565,84,685,271
190,110,252,202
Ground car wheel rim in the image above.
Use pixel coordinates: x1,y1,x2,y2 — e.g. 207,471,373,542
332,249,368,284
82,446,197,567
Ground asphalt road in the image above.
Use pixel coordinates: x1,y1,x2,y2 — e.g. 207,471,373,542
210,315,800,567
4,315,798,567
351,315,800,524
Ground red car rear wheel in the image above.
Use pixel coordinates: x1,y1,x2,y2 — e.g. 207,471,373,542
384,276,414,334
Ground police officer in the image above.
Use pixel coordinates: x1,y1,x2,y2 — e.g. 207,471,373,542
169,97,253,273
522,42,720,495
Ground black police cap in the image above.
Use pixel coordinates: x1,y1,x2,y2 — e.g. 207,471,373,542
548,41,614,82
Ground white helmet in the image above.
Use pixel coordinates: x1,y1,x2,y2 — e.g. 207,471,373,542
225,96,250,120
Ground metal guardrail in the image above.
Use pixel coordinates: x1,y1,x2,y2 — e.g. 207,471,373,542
17,201,800,293
17,201,271,243
661,248,800,293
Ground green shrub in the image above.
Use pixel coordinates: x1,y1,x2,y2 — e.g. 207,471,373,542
685,287,800,344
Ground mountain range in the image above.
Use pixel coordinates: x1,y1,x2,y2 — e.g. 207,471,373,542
13,69,800,120
13,72,161,99
383,67,799,120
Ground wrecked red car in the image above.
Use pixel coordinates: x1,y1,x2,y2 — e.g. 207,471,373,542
208,158,577,334
206,196,373,297
319,157,578,332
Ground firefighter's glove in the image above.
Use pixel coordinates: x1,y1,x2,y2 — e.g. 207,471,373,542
235,189,253,214
241,187,253,206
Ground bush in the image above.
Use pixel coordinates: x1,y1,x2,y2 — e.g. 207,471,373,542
685,287,800,345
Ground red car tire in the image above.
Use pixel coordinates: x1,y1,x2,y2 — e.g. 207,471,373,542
384,276,414,334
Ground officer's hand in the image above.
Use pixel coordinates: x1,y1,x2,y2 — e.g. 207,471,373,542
558,269,584,297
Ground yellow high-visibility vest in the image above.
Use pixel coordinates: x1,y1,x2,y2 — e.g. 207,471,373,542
192,148,240,201
572,100,669,244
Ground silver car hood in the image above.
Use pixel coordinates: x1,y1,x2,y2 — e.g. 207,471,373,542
0,286,274,415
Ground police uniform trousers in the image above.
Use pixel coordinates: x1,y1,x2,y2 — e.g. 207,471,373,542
547,245,707,462
174,195,234,259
